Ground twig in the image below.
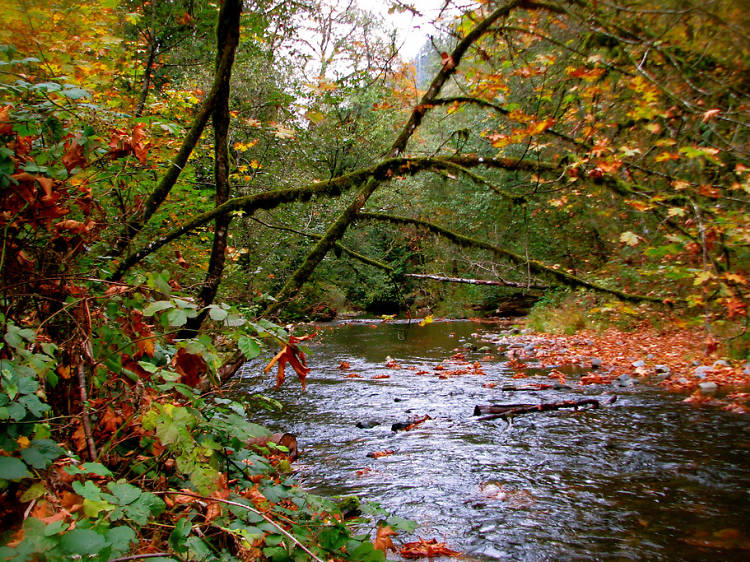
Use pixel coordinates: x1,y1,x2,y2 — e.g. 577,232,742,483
76,361,97,461
110,554,176,562
154,491,325,562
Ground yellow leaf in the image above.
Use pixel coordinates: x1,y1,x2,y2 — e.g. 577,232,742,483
620,231,640,246
672,180,690,190
420,315,434,327
693,270,715,286
667,207,685,217
723,272,748,285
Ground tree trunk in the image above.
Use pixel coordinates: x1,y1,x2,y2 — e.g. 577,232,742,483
110,0,243,258
182,0,241,335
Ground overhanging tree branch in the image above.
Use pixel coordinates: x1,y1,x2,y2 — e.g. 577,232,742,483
358,211,665,303
263,0,528,316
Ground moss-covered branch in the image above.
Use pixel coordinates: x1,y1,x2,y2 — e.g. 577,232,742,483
358,211,665,303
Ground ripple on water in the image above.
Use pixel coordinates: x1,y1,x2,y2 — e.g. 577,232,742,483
242,321,750,561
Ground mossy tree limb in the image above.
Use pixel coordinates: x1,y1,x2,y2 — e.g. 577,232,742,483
358,211,666,303
108,155,551,280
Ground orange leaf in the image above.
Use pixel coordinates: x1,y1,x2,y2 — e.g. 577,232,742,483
374,525,397,553
175,250,189,269
726,298,747,319
100,407,123,433
264,334,315,389
62,140,86,172
400,538,461,559
367,450,395,459
0,105,13,135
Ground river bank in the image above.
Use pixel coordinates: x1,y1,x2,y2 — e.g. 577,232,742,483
479,323,750,415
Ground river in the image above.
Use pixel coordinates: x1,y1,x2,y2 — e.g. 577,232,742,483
238,319,750,560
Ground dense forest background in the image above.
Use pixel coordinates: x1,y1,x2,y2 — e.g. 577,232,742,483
0,0,748,559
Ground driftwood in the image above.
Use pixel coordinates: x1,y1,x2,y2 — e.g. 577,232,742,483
247,433,298,459
392,415,432,432
474,399,600,421
474,403,537,415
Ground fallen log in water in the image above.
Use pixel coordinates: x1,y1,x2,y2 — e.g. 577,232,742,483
474,404,537,415
474,399,600,421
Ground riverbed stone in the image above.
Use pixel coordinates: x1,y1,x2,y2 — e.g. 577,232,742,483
712,359,730,368
654,364,671,374
356,420,379,429
591,358,603,369
615,374,635,387
478,345,492,352
699,382,718,394
632,360,646,368
694,366,712,379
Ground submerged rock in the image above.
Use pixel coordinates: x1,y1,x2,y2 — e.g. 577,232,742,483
615,374,635,387
356,420,379,429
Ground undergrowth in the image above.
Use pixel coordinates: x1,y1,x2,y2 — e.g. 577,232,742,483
0,284,412,561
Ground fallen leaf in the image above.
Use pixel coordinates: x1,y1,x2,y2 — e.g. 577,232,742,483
367,450,395,459
374,525,397,553
173,347,208,388
400,538,461,559
264,333,316,389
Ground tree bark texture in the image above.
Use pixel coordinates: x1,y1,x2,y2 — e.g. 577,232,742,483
183,0,242,334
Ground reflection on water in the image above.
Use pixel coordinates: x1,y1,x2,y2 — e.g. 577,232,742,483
240,321,750,560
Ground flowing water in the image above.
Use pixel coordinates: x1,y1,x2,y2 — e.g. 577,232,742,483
239,320,750,561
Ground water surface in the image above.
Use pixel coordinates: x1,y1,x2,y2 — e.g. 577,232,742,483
239,320,750,560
